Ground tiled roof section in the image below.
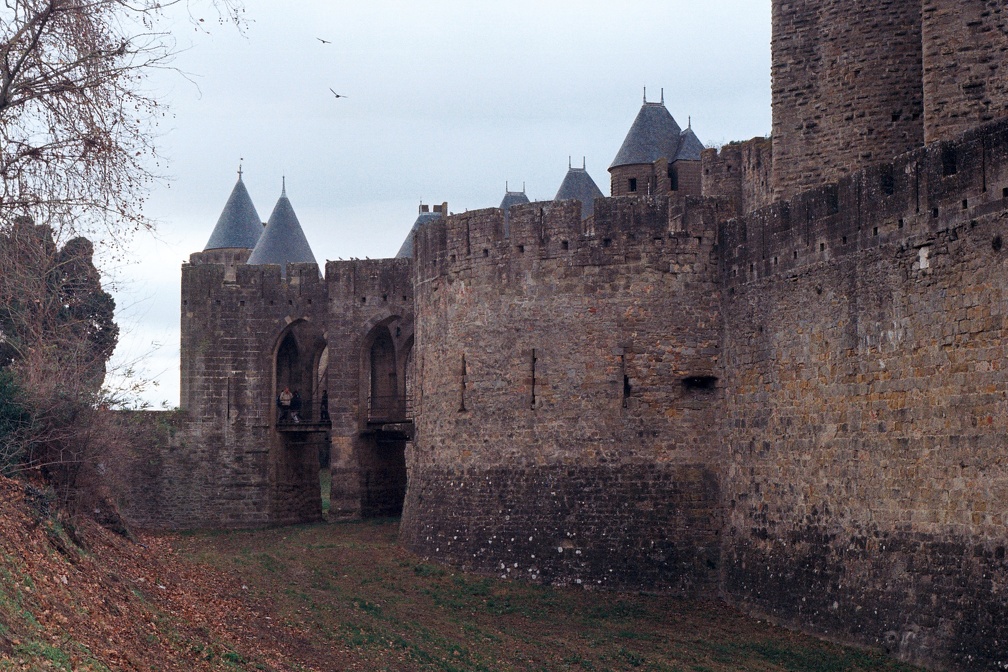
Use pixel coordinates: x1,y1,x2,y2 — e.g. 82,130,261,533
396,210,444,258
203,176,263,251
554,167,604,219
246,188,318,277
674,126,705,162
609,101,683,169
500,190,530,214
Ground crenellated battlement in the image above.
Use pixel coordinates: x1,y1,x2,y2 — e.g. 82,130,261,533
183,257,323,295
723,117,1008,287
413,195,722,286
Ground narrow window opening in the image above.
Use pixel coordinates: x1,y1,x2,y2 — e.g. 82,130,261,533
602,238,612,248
682,376,717,391
288,299,293,305
450,254,456,263
361,296,367,304
820,242,826,252
628,178,637,193
793,250,798,259
898,218,904,229
620,354,630,408
459,354,467,412
932,208,939,218
239,300,245,307
530,349,537,410
518,244,525,254
993,235,1003,252
561,240,569,250
482,248,489,257
962,199,969,210
382,294,388,302
873,227,879,236
669,166,679,191
842,236,847,245
1003,187,1008,199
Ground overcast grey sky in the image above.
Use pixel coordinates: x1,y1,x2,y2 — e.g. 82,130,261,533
109,0,773,407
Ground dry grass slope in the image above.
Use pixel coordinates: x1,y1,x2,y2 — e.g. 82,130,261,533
0,474,923,671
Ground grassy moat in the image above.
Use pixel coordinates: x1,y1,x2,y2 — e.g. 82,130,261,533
174,519,921,672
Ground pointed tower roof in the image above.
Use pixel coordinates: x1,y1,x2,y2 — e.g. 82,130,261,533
674,124,705,162
203,172,263,251
246,181,317,277
609,93,683,170
396,204,445,258
554,160,604,219
500,187,530,213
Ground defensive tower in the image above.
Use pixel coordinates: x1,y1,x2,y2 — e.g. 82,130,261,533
770,0,924,199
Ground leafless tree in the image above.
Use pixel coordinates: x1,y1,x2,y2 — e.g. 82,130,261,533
0,0,243,515
0,0,244,249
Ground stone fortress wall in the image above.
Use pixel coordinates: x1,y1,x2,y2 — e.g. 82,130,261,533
115,0,1008,668
718,119,1008,671
922,0,1008,143
402,197,724,591
770,0,925,200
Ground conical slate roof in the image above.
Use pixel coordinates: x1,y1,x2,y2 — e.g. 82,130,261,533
675,125,705,162
500,189,530,214
203,175,263,250
396,209,444,258
554,166,604,219
610,101,683,169
246,185,317,277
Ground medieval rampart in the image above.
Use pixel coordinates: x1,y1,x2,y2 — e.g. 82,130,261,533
719,119,1008,670
323,258,414,519
402,197,726,592
123,260,330,529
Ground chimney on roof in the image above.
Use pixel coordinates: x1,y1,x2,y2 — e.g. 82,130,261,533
420,204,429,213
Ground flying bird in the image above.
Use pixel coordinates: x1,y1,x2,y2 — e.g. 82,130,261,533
329,88,348,99
317,37,331,44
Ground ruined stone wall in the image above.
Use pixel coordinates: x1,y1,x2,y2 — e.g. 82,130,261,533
702,138,773,217
121,261,328,529
324,258,413,519
402,197,724,592
771,0,924,200
720,119,1008,670
922,0,1008,144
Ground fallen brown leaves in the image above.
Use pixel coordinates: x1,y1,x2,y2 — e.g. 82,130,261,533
0,475,317,671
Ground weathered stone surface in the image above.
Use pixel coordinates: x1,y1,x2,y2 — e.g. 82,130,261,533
720,120,1008,670
771,0,925,200
404,196,725,591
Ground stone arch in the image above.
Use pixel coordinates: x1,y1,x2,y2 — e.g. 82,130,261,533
272,318,327,425
355,315,411,517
